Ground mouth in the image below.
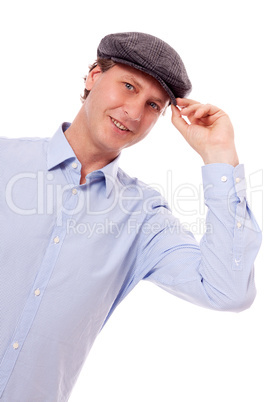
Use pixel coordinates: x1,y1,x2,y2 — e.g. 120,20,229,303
110,117,130,132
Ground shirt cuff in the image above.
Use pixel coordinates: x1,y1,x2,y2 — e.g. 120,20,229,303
201,163,246,201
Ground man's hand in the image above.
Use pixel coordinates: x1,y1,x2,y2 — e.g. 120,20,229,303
171,98,239,167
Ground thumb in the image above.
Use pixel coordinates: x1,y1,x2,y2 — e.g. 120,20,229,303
171,104,189,138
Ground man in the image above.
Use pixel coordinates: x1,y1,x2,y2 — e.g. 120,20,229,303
0,32,261,401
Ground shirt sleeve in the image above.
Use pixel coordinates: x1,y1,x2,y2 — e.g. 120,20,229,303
136,163,262,312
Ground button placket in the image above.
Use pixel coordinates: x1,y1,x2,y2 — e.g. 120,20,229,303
66,160,82,186
12,342,19,350
0,164,80,396
53,236,60,244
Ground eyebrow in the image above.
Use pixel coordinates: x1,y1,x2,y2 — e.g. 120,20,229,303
122,74,169,107
122,75,143,90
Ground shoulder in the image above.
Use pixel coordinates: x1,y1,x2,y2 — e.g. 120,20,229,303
117,167,170,212
0,136,49,153
0,135,49,146
0,136,50,170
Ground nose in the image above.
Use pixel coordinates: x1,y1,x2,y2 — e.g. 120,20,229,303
124,99,144,121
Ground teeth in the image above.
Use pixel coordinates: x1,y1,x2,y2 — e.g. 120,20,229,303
111,118,129,131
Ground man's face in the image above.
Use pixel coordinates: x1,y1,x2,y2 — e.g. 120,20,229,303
82,63,170,158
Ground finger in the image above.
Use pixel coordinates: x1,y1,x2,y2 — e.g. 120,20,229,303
181,103,220,119
171,105,190,137
194,103,220,118
178,104,205,125
180,103,202,117
176,98,201,108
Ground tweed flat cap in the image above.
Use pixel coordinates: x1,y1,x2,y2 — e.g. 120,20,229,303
97,32,192,105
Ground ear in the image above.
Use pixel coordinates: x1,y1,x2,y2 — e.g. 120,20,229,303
85,65,102,91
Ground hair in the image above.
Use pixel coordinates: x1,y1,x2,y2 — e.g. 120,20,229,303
80,57,116,103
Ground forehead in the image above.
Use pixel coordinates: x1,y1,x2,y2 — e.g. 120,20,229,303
109,63,170,104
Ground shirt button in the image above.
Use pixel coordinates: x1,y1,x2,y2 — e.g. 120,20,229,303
221,176,228,182
53,236,60,244
13,342,19,350
235,177,241,183
34,288,41,296
72,188,78,195
72,162,78,169
237,222,242,228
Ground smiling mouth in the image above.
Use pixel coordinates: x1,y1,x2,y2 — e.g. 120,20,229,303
110,117,130,132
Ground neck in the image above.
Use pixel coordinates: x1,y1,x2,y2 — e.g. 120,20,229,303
64,109,118,184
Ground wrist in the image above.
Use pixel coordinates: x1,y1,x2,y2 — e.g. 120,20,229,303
202,149,239,167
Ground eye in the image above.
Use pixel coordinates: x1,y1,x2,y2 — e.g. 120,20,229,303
149,102,160,111
124,82,134,91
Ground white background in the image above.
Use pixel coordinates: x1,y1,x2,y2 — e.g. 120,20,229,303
0,1,267,401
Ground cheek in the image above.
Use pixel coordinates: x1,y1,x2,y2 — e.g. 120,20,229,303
132,117,158,145
97,82,123,109
142,114,159,134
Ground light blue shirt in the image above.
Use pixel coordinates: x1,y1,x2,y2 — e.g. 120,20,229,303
0,123,262,401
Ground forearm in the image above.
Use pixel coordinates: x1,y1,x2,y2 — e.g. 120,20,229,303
198,163,262,311
141,163,261,312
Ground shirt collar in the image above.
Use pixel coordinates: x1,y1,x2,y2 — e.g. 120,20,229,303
47,122,120,198
47,123,75,170
98,154,121,198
